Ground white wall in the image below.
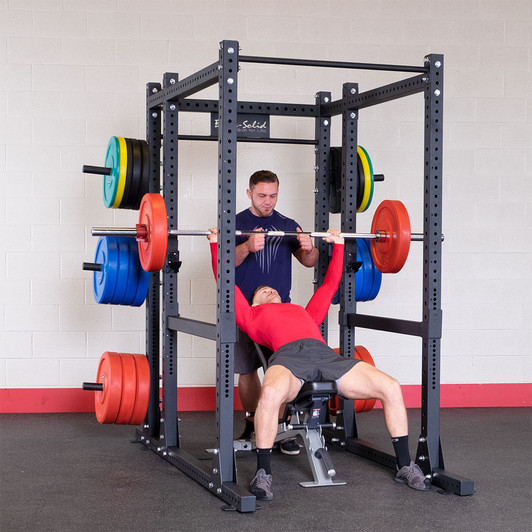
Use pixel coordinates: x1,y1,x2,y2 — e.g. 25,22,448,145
0,0,530,389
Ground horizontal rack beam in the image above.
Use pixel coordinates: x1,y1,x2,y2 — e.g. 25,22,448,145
177,135,316,145
323,74,428,115
147,62,219,108
346,313,442,339
178,99,319,116
167,316,216,340
240,55,428,73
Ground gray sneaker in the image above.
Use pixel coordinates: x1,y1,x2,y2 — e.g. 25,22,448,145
395,461,431,491
250,468,273,501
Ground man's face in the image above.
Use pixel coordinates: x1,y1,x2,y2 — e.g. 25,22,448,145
247,182,278,218
252,286,282,306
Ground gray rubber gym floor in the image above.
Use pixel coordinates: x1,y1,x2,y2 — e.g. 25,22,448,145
1,407,530,531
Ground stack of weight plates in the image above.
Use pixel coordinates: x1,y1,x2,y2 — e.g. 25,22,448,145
92,236,150,306
102,136,150,209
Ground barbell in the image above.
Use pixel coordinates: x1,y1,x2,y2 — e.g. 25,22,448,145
91,193,426,274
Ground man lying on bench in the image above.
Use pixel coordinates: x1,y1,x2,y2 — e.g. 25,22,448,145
208,228,431,500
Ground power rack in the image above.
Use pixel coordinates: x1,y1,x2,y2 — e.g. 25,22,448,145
135,39,474,512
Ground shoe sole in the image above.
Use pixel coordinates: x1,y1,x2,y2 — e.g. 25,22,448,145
250,488,273,501
280,447,300,456
394,477,430,491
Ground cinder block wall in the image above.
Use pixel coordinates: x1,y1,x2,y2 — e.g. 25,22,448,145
1,1,530,396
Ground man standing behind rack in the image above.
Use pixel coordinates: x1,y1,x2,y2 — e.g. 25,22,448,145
234,170,319,454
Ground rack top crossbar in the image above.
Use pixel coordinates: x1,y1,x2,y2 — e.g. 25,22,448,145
239,55,428,74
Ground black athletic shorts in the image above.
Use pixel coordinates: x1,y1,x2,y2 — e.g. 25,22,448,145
268,338,360,382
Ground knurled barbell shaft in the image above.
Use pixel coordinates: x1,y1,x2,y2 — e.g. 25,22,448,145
236,230,425,241
91,226,426,241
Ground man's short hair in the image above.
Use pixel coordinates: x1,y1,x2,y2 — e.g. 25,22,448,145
249,170,279,189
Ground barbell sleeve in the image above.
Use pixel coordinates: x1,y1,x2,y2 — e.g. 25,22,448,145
92,227,139,237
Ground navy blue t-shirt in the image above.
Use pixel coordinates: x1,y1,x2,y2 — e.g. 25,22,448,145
235,209,301,303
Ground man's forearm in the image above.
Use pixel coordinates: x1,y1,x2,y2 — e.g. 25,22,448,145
235,241,251,267
294,246,319,268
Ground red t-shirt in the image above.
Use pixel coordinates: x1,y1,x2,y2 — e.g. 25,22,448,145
210,242,344,352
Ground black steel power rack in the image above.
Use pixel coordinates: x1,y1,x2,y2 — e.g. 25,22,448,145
135,39,474,512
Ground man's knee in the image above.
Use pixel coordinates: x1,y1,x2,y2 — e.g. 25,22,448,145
259,381,285,408
380,375,403,403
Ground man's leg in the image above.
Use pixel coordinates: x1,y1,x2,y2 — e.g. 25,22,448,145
255,365,302,449
337,361,430,491
250,365,302,501
234,330,262,439
237,371,261,439
238,370,261,412
238,363,300,455
337,361,407,436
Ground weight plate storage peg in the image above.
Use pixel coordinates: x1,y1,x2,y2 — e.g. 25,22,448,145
122,238,150,307
332,238,380,304
112,137,128,208
92,237,120,304
357,146,375,212
358,239,382,301
83,352,150,425
134,139,150,209
119,137,136,210
87,236,149,307
129,352,151,425
114,353,138,424
93,351,123,424
357,146,373,213
101,136,122,208
83,136,151,210
328,145,384,214
112,237,132,304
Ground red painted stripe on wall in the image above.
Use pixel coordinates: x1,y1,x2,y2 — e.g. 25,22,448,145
0,383,530,414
